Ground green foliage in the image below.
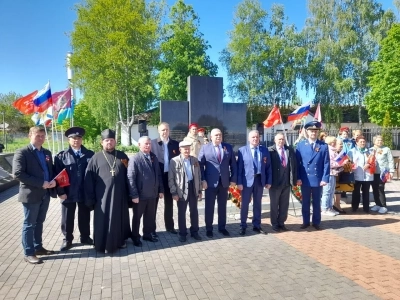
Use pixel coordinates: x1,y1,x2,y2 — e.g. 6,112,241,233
156,0,218,101
117,144,139,153
366,23,400,126
221,1,302,108
382,111,394,149
0,92,33,132
70,0,163,144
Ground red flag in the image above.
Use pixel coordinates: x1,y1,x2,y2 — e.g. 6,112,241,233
12,91,38,114
52,88,71,112
263,105,282,128
53,168,70,187
314,102,322,122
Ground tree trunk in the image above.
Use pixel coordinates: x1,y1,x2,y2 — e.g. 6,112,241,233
127,124,132,146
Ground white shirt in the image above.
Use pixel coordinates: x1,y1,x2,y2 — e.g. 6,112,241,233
183,157,193,181
251,146,261,174
277,146,287,164
213,143,222,161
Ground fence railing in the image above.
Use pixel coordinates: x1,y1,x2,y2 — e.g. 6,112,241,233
264,127,400,150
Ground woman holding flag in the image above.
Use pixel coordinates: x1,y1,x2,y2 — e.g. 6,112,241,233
370,135,394,214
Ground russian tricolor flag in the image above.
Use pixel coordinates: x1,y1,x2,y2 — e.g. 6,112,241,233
287,103,310,121
33,82,52,113
335,149,348,165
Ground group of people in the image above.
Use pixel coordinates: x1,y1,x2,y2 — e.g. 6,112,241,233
12,120,394,264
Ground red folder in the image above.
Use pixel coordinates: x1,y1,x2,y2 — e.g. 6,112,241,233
53,168,70,187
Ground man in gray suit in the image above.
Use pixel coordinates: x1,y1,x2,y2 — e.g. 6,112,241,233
12,126,57,264
168,141,202,242
268,133,298,232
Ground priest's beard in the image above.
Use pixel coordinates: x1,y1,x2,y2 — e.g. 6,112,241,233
103,145,115,152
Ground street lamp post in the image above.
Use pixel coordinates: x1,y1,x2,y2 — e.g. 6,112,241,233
1,112,5,151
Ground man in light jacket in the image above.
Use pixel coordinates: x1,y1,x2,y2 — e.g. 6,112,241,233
168,141,202,242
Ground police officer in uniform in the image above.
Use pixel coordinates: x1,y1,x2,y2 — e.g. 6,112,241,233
55,127,95,250
295,121,330,230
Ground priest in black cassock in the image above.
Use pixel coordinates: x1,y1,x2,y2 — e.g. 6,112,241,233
84,129,132,253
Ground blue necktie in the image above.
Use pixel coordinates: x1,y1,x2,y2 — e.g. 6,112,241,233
253,148,258,174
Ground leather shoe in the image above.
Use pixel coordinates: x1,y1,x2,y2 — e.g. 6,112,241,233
35,247,55,256
133,240,142,247
253,227,266,234
151,232,158,238
167,229,178,234
191,233,202,240
119,242,127,249
81,237,93,245
24,255,43,264
239,228,246,235
206,231,213,238
179,236,186,242
143,236,158,242
279,225,289,231
313,224,321,230
300,224,310,229
271,226,280,232
60,241,73,251
218,229,230,236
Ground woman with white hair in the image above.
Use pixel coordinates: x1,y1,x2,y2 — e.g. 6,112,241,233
370,135,394,214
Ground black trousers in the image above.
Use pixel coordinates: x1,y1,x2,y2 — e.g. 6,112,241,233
155,172,175,231
61,201,91,242
269,185,290,227
132,198,156,240
352,181,371,212
177,181,199,236
371,174,386,207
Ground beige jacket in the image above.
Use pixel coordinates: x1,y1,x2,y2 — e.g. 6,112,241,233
183,133,202,158
168,155,202,200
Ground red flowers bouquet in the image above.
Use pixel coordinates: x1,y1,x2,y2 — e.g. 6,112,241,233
228,185,242,208
291,185,302,203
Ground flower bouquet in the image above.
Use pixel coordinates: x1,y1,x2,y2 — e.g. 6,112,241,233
291,185,302,203
228,185,242,208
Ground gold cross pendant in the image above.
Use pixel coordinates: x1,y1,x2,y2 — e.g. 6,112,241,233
110,169,115,176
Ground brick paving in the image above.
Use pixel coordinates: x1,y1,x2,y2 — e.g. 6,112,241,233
1,180,400,299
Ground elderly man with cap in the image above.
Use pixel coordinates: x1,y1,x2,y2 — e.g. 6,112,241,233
168,140,202,242
295,121,330,230
151,122,179,236
54,127,94,251
184,123,202,157
84,129,132,253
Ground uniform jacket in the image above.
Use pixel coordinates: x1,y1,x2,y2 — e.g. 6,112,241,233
127,151,164,200
151,138,179,173
54,145,94,203
268,144,297,187
168,155,202,200
349,147,374,181
237,144,272,187
198,142,237,188
370,146,395,174
183,133,202,158
12,145,57,203
296,139,330,187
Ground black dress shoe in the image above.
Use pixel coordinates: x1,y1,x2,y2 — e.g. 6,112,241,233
60,241,73,251
81,237,94,245
300,224,310,229
206,231,213,238
271,226,280,232
167,229,178,234
279,225,289,231
133,240,142,247
239,228,246,235
179,236,186,242
313,224,321,230
191,233,202,240
218,229,230,236
35,247,55,256
151,232,158,238
143,236,158,242
253,227,266,234
119,242,127,249
24,255,43,264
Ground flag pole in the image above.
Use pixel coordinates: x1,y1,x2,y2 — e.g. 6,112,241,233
43,124,51,150
279,114,289,146
60,125,64,150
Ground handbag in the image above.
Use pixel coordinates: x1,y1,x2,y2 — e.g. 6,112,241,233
338,171,355,184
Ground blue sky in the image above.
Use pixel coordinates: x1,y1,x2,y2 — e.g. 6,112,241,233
0,0,397,102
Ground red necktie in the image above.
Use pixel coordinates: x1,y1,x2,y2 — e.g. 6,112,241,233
281,148,286,167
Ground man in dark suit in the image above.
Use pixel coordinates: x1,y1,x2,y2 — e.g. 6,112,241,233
12,126,57,264
237,130,272,235
128,136,164,246
268,133,297,232
151,122,179,236
198,128,237,237
54,127,94,251
296,121,330,230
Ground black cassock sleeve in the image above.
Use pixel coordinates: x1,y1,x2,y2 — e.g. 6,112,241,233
84,156,97,210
